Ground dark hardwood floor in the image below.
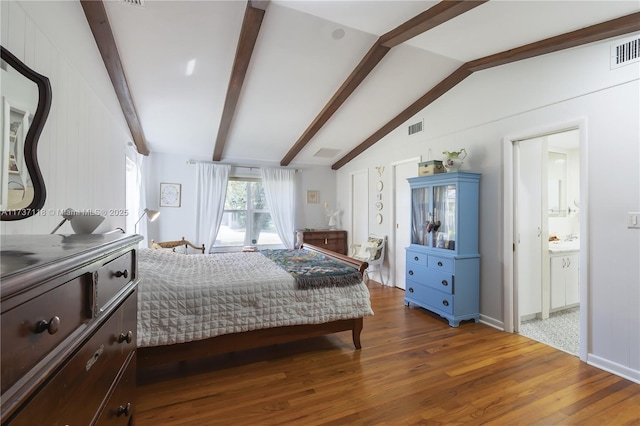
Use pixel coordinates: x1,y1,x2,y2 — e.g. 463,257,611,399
137,281,640,425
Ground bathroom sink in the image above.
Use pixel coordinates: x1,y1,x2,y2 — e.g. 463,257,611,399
549,240,580,252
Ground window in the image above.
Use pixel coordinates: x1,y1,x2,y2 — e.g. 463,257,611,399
215,178,283,247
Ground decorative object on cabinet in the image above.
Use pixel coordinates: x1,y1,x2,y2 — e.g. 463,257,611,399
1,46,52,220
135,207,160,233
50,208,106,234
405,171,480,327
418,160,444,176
296,229,347,255
442,148,467,173
160,182,181,207
1,233,142,425
306,190,319,204
349,234,387,284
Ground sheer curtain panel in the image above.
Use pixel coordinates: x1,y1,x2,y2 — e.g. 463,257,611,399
261,168,296,249
196,163,230,252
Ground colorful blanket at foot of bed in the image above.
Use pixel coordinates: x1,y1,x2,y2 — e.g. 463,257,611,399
260,248,363,289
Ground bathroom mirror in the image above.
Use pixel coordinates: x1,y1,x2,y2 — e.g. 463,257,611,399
1,46,51,220
548,151,567,217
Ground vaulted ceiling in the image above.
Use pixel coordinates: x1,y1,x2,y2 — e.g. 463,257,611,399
81,0,640,169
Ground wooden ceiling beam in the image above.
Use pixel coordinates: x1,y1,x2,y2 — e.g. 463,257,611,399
333,11,640,169
380,1,488,48
280,0,487,166
81,0,150,156
213,1,268,161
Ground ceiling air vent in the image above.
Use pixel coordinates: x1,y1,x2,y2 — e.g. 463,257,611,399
122,0,145,7
314,148,341,158
408,120,423,136
611,35,639,69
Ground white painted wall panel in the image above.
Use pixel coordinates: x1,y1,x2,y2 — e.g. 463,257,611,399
1,0,132,235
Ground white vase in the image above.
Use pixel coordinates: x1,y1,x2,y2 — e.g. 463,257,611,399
444,157,463,172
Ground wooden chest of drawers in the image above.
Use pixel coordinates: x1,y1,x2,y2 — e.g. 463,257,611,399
297,230,347,255
1,234,142,425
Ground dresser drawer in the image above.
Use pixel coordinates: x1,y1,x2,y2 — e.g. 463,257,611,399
94,251,135,315
406,250,427,266
406,281,453,315
8,292,137,426
95,354,136,426
1,275,92,394
427,255,454,273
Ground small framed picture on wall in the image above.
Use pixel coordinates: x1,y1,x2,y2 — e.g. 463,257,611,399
160,182,182,207
307,190,319,204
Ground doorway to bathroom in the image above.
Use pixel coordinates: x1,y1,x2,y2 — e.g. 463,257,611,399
512,128,582,356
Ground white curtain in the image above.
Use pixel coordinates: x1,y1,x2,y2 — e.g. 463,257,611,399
196,163,230,252
125,147,150,247
261,168,296,249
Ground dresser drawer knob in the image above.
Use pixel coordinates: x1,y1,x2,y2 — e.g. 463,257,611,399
408,287,414,293
35,316,60,335
414,256,419,261
442,300,449,307
115,269,128,279
117,402,132,417
408,270,414,276
118,330,133,344
437,261,443,267
441,280,448,286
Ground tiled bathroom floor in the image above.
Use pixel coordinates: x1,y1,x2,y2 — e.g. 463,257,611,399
519,307,579,356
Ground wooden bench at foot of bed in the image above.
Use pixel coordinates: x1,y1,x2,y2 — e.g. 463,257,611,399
137,243,368,367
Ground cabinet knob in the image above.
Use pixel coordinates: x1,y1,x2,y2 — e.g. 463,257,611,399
442,300,449,307
414,256,419,261
35,316,60,335
437,261,443,267
118,330,133,344
117,402,132,417
408,287,414,293
408,270,414,276
441,280,448,287
115,269,128,279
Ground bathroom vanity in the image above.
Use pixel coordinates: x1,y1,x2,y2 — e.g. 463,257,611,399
548,240,579,311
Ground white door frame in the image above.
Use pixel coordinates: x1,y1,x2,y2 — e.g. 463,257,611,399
391,157,421,288
502,118,588,361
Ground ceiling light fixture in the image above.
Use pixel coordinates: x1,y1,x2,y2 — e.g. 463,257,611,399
186,59,196,76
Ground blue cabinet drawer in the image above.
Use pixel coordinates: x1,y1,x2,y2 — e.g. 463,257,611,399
406,261,453,294
406,281,453,315
427,255,454,273
406,250,427,266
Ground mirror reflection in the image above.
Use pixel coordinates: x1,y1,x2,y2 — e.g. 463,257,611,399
1,46,51,220
548,151,567,217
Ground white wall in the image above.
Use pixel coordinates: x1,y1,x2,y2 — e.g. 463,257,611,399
144,152,337,246
1,0,132,235
336,36,640,382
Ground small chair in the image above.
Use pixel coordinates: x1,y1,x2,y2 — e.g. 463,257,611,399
151,237,205,254
349,234,386,284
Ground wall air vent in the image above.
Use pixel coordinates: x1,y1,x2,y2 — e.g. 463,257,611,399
611,35,640,69
122,0,145,7
408,120,423,136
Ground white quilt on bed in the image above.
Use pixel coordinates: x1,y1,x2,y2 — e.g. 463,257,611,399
136,249,374,347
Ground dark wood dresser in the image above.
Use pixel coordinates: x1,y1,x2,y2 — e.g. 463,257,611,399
1,233,142,426
297,229,347,255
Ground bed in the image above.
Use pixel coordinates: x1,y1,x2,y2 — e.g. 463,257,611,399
136,243,373,366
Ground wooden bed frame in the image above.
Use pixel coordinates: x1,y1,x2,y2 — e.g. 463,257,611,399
136,243,369,367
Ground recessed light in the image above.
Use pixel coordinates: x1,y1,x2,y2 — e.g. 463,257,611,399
186,59,196,76
331,29,345,40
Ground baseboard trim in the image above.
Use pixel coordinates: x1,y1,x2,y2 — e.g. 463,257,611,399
587,354,640,384
479,314,504,331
